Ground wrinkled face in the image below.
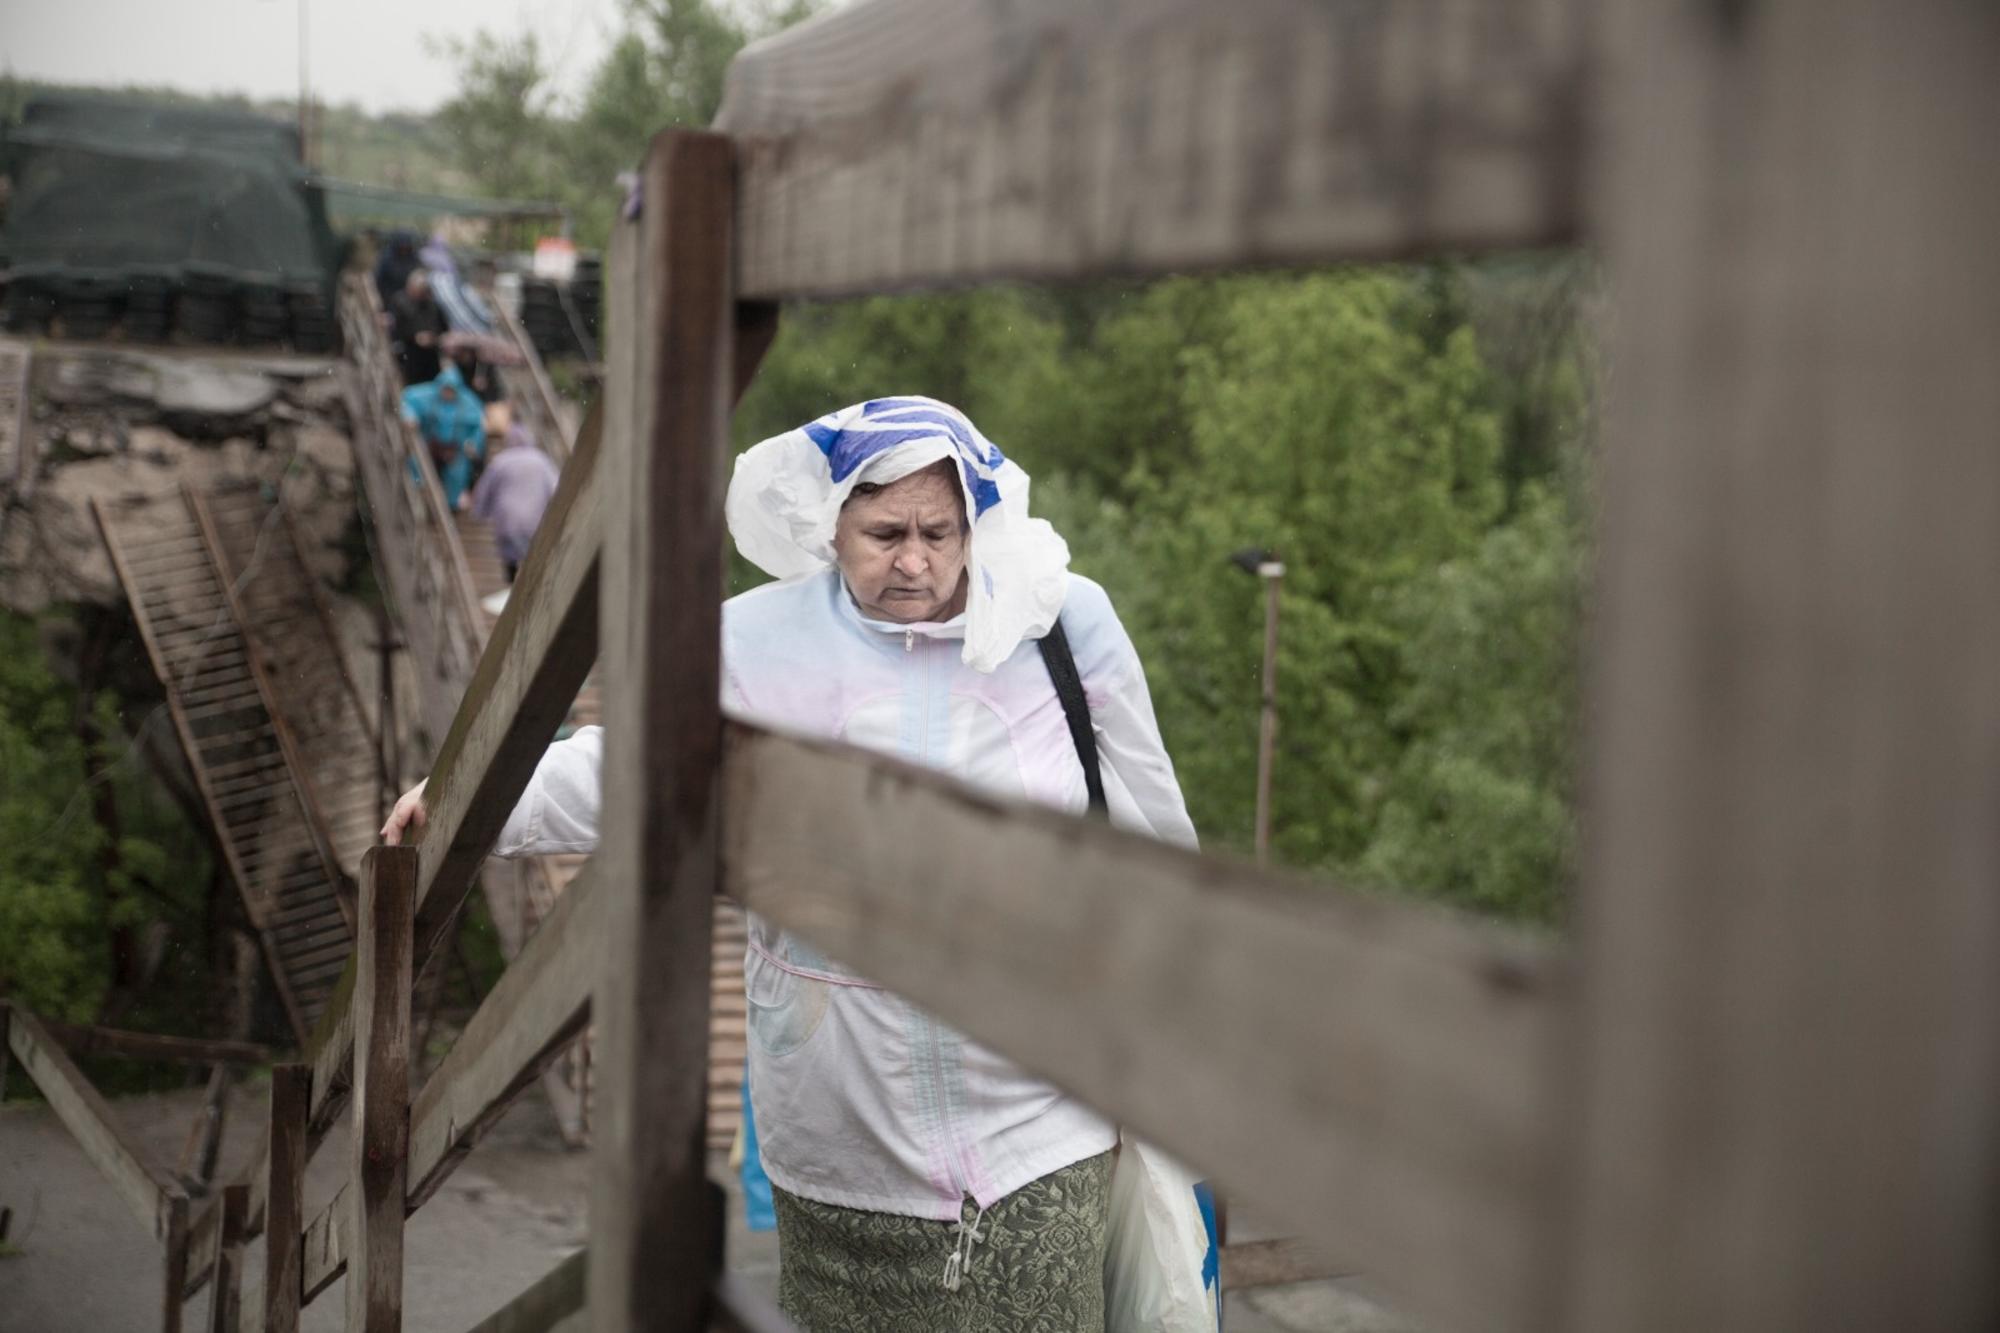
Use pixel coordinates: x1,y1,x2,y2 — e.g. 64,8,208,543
832,461,970,624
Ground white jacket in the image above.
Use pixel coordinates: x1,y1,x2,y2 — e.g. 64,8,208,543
495,568,1196,1219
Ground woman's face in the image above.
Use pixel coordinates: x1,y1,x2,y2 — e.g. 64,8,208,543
832,462,970,624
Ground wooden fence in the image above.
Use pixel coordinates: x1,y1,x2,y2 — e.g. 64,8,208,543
9,0,1996,1329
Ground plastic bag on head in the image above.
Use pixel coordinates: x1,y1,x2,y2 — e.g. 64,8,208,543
725,397,1070,672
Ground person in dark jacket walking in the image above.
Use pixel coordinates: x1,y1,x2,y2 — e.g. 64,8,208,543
388,270,448,386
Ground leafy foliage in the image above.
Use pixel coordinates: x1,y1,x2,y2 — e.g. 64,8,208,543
434,0,820,248
733,262,1595,922
0,613,214,1024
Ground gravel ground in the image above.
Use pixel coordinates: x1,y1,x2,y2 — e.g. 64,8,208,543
0,1079,1409,1332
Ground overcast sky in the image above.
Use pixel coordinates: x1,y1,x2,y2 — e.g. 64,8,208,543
2,0,624,115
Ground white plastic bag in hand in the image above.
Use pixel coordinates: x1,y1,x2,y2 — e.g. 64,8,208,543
1104,1138,1222,1333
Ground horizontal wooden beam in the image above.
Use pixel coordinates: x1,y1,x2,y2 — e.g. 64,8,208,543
407,863,601,1210
40,1018,273,1067
716,0,1587,300
719,721,1556,1333
300,1181,348,1306
5,1005,185,1242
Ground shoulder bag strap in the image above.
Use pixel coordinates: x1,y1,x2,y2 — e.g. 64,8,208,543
1037,618,1108,815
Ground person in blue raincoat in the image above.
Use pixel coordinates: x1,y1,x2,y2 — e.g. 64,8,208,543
399,363,486,510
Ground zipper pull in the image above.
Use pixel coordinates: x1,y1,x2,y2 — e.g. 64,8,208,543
905,628,915,653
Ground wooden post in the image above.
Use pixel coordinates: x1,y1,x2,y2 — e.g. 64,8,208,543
588,129,738,1332
163,1193,190,1333
347,847,416,1333
1556,1,2000,1330
264,1064,310,1333
206,1184,248,1333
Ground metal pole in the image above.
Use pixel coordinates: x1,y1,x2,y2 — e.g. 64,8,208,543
1254,561,1283,865
297,0,311,168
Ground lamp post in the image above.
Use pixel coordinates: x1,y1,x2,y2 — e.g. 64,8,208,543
297,0,312,167
1230,548,1284,865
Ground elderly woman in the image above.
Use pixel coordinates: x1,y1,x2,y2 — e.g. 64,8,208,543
385,396,1195,1331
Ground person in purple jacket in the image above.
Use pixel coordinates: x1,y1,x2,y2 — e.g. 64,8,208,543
470,411,561,581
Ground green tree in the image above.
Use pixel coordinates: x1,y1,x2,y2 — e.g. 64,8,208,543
436,0,821,249
0,613,215,1027
430,34,567,205
0,616,108,1020
1059,271,1507,870
1354,485,1584,922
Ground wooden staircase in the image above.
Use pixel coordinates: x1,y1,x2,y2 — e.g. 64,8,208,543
199,482,387,874
93,489,355,1044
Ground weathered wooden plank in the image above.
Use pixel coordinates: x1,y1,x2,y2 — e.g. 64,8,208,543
1221,1238,1345,1292
264,1064,310,1333
407,864,600,1209
719,722,1554,1333
491,298,577,468
5,1005,184,1242
348,847,415,1333
411,402,603,966
206,1184,249,1333
717,0,1587,300
462,1250,586,1333
300,1183,348,1305
305,962,358,1142
40,1018,273,1067
1552,2,2000,1330
164,1192,191,1333
589,130,738,1333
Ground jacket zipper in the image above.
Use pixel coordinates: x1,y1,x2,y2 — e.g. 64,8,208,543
929,1015,973,1199
915,635,970,1201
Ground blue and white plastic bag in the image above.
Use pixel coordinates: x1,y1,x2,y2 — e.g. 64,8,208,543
1104,1137,1223,1332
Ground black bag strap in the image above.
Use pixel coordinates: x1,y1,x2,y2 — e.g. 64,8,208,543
1037,618,1108,815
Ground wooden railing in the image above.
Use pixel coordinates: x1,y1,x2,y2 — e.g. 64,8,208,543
336,275,487,753
12,0,1995,1330
491,295,577,467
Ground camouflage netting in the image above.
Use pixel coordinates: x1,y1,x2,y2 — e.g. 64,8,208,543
0,96,344,350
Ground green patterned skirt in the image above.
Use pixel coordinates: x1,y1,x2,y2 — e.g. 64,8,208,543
771,1151,1114,1333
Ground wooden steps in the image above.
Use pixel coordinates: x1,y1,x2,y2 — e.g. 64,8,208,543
199,482,386,877
93,490,355,1043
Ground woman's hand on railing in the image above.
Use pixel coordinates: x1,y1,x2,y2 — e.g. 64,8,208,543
381,780,429,846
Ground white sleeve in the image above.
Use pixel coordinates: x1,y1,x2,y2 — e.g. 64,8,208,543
1095,656,1200,850
491,725,605,857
